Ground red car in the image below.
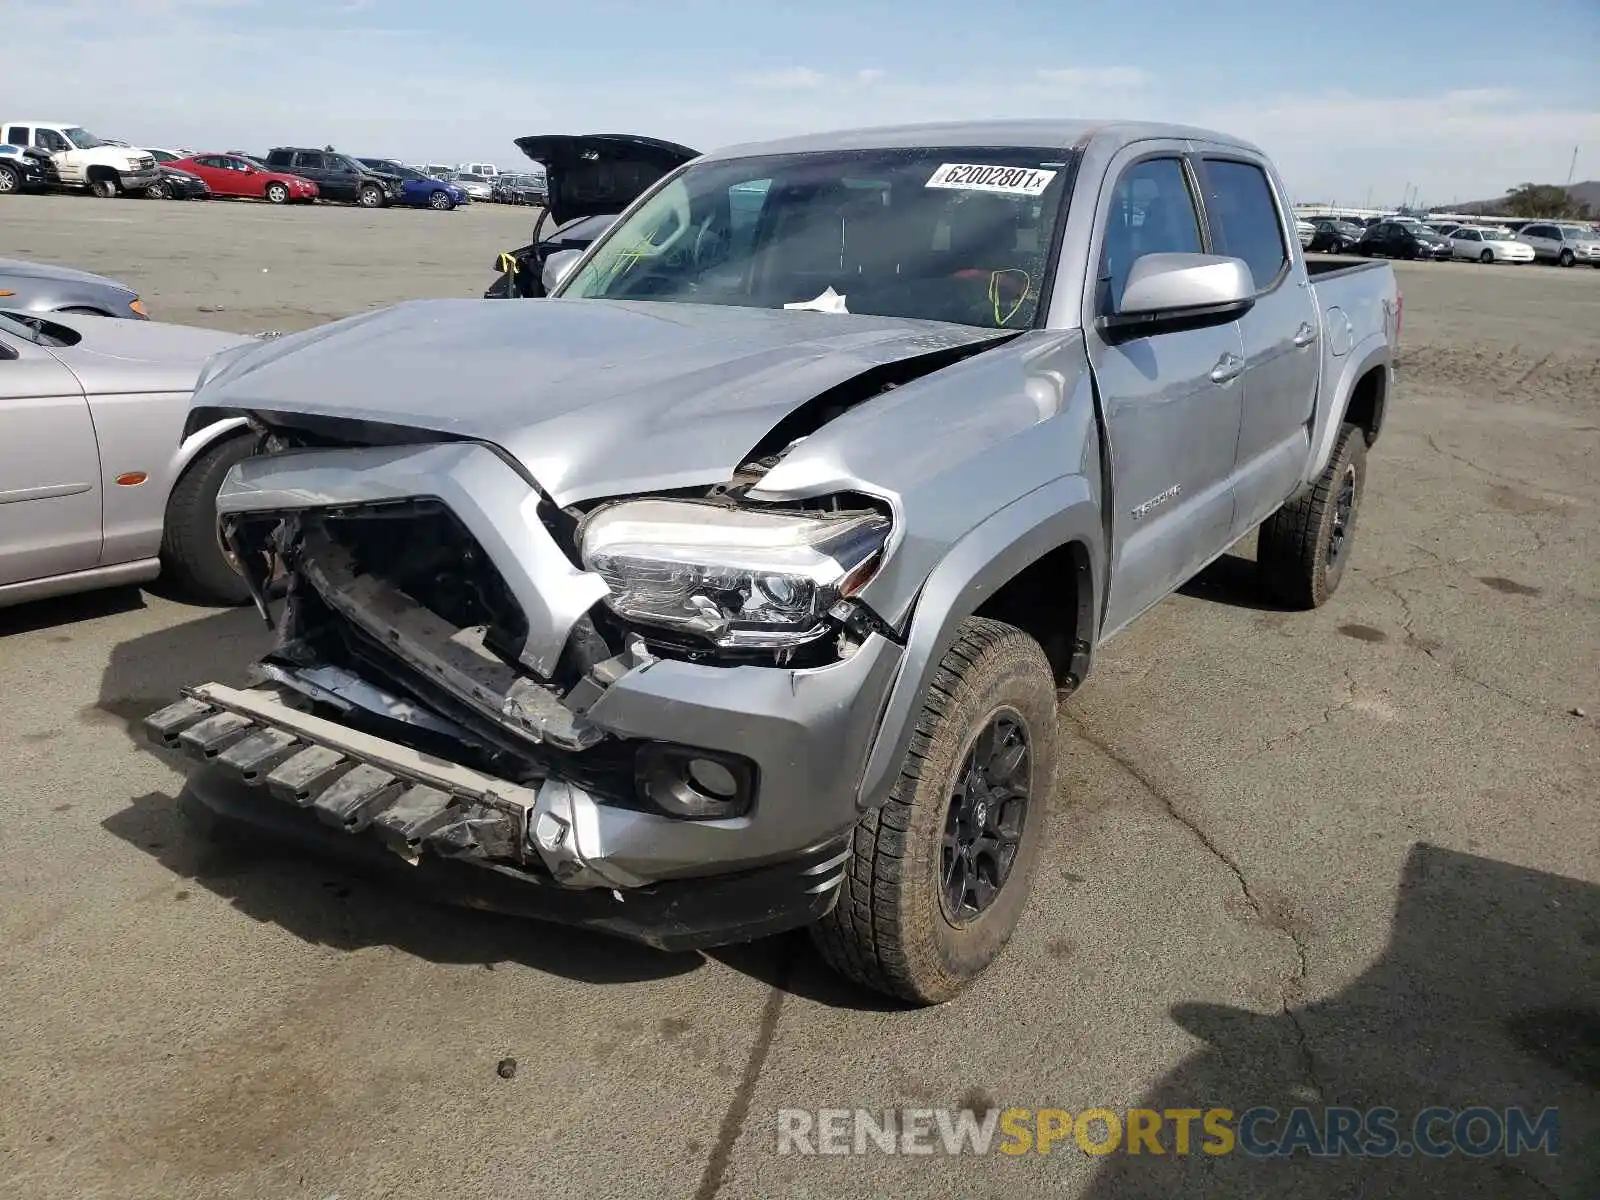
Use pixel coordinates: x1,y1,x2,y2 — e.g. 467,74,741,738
165,153,318,204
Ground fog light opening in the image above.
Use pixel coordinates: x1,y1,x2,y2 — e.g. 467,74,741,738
687,757,738,799
636,745,755,820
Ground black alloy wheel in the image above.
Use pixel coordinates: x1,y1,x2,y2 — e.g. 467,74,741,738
940,710,1032,924
1326,462,1358,571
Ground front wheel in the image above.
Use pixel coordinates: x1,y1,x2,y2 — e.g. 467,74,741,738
90,175,121,198
0,163,21,195
1480,249,1494,264
811,616,1058,1005
357,184,384,208
428,189,454,210
146,179,171,200
159,435,258,605
1558,249,1575,268
1257,421,1368,608
264,181,289,204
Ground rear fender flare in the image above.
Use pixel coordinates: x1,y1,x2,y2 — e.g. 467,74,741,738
1306,336,1389,486
854,474,1103,811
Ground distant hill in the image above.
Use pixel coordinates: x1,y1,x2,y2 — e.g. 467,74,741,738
1446,180,1599,216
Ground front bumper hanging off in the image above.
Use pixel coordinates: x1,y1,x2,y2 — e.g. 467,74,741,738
144,682,853,951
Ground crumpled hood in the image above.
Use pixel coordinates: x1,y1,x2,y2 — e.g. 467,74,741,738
46,314,255,395
196,297,1010,505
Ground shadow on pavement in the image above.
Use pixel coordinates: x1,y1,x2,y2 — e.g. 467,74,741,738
711,935,915,1013
0,583,148,636
96,606,700,987
1084,844,1599,1199
1178,551,1296,614
102,790,700,985
94,604,272,735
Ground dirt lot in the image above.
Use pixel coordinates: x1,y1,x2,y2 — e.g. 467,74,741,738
1,194,1596,1200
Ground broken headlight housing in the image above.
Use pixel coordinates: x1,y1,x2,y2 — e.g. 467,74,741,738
579,498,889,649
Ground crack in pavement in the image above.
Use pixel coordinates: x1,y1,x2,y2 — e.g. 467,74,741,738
693,949,794,1200
1423,432,1535,491
1368,575,1551,714
1248,668,1359,759
1496,1160,1564,1199
1064,714,1328,1101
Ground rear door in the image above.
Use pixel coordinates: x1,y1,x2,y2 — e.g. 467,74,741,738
0,327,102,587
291,151,339,199
1193,154,1320,538
1520,224,1556,259
1081,146,1245,636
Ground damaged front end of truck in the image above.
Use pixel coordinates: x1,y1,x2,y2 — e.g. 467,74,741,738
141,302,1034,949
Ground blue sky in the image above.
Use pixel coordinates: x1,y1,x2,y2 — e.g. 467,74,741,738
12,0,1599,205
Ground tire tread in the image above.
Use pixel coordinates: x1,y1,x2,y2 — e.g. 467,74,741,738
812,617,1052,1003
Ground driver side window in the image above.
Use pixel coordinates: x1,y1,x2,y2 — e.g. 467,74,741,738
37,129,69,153
1099,157,1204,312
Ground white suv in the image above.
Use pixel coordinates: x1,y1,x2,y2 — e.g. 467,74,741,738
1516,222,1600,267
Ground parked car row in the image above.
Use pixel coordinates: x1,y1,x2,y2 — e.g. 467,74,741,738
1306,214,1600,266
0,122,478,212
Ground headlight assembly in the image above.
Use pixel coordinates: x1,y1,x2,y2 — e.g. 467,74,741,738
579,498,889,649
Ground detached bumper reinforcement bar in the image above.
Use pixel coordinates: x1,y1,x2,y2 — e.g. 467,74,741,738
145,682,541,868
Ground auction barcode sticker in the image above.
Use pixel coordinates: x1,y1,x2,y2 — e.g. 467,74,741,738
925,163,1058,196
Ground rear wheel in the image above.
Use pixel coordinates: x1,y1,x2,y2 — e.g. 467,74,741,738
159,435,257,605
264,181,289,204
1258,421,1368,608
810,616,1058,1005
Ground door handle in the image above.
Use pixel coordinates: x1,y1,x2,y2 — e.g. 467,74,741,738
1210,352,1245,384
1292,322,1318,348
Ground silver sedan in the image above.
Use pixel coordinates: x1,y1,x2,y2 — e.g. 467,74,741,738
0,308,261,608
0,256,150,320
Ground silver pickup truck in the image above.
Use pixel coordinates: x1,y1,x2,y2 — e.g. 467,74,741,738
146,119,1400,1004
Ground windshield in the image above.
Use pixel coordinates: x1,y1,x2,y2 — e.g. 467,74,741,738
1556,226,1591,240
372,162,423,179
64,127,105,150
561,146,1075,329
457,173,486,183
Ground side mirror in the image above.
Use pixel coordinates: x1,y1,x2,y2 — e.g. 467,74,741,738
542,248,584,294
1104,253,1255,334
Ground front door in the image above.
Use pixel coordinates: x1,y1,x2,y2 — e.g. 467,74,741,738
1194,155,1321,537
0,333,101,587
1081,150,1245,638
190,157,234,195
34,128,78,185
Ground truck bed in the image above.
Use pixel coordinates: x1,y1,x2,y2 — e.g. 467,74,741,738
1304,256,1384,281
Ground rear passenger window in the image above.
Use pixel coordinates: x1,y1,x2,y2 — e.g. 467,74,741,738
1099,157,1203,311
4,126,26,146
1199,159,1289,292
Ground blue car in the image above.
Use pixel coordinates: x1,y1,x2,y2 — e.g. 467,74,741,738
356,159,468,210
